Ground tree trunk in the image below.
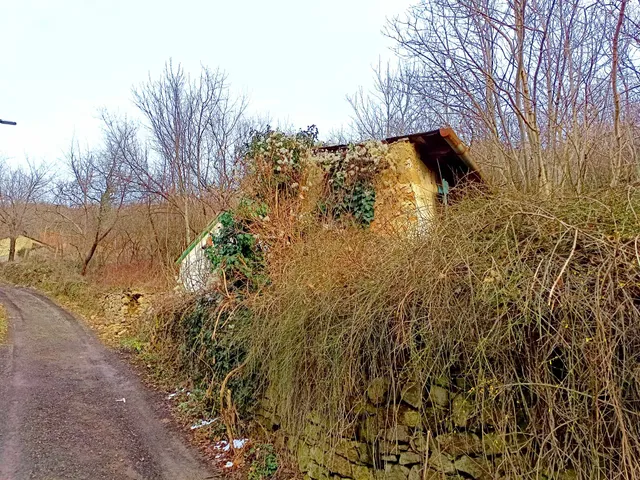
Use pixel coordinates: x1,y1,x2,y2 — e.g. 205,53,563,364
610,0,627,187
81,240,99,276
8,236,16,262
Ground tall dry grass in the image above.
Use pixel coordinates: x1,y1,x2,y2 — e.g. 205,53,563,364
248,185,640,478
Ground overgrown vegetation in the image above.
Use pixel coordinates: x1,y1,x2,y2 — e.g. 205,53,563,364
147,131,394,437
204,206,267,292
247,444,279,480
4,2,640,476
249,186,640,478
0,259,95,313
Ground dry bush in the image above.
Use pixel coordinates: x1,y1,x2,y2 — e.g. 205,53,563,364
249,185,640,478
90,260,170,291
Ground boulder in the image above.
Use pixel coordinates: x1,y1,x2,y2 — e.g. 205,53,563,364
400,384,422,409
352,465,375,480
310,445,328,465
427,451,456,474
436,432,482,457
326,453,353,478
377,440,408,455
399,452,422,466
307,461,331,480
380,454,398,463
454,455,492,480
332,439,371,464
383,425,411,443
409,432,436,453
367,378,390,406
428,386,449,408
451,394,475,428
384,464,411,480
298,442,313,471
480,433,507,456
408,466,445,480
398,407,422,429
304,422,324,445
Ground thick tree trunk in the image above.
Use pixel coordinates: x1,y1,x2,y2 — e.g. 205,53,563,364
8,236,16,262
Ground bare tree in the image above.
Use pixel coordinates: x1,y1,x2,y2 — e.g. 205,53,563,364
611,0,629,186
385,0,640,192
347,60,434,140
0,160,49,261
131,60,250,245
56,139,132,275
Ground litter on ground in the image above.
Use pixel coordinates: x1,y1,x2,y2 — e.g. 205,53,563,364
232,438,248,449
190,418,218,430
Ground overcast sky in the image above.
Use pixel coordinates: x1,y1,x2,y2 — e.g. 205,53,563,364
0,0,413,166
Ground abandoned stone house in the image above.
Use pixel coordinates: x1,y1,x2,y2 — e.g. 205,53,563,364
0,235,52,263
177,128,482,292
321,127,482,232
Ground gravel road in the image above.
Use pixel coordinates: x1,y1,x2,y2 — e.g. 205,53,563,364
0,286,217,480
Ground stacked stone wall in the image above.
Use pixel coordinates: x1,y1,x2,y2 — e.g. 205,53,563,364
257,377,575,480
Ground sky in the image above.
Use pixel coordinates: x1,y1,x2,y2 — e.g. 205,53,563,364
0,0,413,167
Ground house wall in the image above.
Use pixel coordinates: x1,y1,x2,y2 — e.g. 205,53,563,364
178,222,221,292
371,141,439,234
0,236,48,263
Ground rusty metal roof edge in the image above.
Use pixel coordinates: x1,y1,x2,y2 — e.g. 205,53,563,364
437,127,484,181
316,128,483,181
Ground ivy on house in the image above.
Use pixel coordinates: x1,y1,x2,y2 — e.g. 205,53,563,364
318,140,389,226
204,199,268,293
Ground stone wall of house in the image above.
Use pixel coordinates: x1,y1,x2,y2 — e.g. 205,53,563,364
256,377,575,480
370,141,424,234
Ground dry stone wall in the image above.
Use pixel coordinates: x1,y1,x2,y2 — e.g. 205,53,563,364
257,377,575,480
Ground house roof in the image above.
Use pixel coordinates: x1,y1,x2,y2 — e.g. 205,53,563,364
319,127,483,186
175,217,220,265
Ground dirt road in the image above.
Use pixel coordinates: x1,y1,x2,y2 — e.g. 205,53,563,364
0,286,217,480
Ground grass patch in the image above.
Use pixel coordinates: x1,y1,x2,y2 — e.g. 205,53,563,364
0,259,98,316
0,304,7,343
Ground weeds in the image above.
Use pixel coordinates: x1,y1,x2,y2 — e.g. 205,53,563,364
119,336,147,354
247,444,279,480
0,259,97,315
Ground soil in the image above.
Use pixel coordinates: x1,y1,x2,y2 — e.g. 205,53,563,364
0,286,218,480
